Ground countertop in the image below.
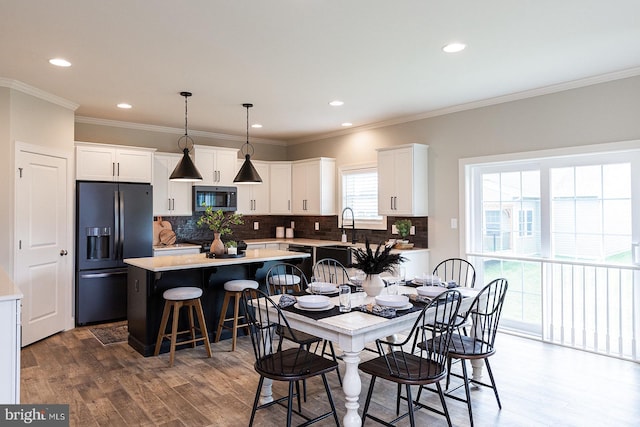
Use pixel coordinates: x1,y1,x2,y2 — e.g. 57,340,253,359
0,268,23,302
243,238,429,254
152,243,201,251
125,248,311,272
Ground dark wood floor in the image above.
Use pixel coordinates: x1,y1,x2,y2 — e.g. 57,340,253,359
21,325,640,426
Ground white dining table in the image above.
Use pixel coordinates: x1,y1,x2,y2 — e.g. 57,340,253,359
258,285,480,427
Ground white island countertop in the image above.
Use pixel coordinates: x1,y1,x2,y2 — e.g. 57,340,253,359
124,248,311,272
0,268,23,302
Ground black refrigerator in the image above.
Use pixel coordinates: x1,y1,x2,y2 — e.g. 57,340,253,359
75,181,153,325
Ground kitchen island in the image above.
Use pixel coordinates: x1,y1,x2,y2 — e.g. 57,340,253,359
124,248,310,356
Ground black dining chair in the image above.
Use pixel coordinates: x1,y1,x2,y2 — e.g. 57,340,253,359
421,277,508,427
242,289,341,427
359,289,462,427
432,258,476,288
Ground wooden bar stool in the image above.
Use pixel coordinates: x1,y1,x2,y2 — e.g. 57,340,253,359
154,287,212,367
214,279,259,351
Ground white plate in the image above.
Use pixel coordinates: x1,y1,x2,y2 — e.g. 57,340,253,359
375,294,410,308
396,302,413,310
294,302,334,312
306,288,339,295
309,282,338,294
416,286,447,297
297,294,331,308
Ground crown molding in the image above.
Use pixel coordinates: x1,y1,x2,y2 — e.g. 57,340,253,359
74,116,287,146
0,78,79,111
289,66,640,145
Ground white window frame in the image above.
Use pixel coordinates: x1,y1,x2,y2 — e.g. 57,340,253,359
338,163,387,231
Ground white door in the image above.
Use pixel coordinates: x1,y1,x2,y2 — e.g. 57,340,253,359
16,146,70,346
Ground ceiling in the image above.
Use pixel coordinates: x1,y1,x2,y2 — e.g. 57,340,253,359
1,1,640,143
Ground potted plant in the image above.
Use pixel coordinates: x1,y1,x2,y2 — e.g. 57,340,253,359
394,219,412,243
351,238,406,296
196,206,243,255
225,240,238,255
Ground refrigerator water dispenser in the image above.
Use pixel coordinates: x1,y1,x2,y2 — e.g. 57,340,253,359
86,227,111,260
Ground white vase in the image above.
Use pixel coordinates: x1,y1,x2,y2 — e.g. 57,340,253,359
362,274,385,297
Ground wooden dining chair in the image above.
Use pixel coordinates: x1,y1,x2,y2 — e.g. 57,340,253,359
241,289,341,427
359,289,463,427
432,258,476,288
422,277,508,427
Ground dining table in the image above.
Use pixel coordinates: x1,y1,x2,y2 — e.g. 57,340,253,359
257,284,481,427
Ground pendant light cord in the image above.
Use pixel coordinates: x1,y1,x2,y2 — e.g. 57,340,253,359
242,103,254,156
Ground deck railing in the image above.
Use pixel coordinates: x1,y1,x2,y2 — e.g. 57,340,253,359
467,253,640,362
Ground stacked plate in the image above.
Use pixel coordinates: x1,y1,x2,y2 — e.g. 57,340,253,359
295,295,333,311
416,286,447,297
308,282,338,294
374,295,412,310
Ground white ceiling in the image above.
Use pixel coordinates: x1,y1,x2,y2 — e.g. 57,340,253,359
1,0,640,143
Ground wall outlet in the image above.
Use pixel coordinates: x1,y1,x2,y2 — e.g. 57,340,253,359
410,226,415,235
290,221,295,229
391,224,398,234
253,221,259,230
314,222,320,231
451,218,458,229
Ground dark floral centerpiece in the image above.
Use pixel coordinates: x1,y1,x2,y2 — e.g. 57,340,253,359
351,238,406,296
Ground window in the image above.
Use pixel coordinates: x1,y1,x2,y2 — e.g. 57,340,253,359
339,164,387,230
518,210,533,237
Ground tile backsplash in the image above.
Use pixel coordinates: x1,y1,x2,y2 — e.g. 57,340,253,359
160,213,428,248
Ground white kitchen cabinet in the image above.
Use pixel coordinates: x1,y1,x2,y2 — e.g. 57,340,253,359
377,144,429,216
291,158,336,215
194,145,239,186
75,142,155,183
0,270,22,404
236,160,270,215
269,161,292,214
153,153,192,216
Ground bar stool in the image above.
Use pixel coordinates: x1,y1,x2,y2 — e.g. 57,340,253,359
214,279,259,351
154,286,212,367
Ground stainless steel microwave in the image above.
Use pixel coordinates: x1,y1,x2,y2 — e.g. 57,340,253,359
193,186,237,212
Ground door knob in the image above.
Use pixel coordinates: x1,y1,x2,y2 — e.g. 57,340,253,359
60,249,68,256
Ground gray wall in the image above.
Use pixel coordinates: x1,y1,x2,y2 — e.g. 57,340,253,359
286,75,640,266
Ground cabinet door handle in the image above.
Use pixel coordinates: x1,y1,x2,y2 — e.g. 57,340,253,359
112,162,116,177
171,198,175,210
168,198,171,210
390,196,394,210
288,200,290,211
394,196,397,210
117,162,120,177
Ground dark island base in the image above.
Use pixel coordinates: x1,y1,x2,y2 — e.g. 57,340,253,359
127,258,304,357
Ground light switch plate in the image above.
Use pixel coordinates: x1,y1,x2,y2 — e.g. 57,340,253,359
290,221,295,229
314,222,319,231
451,218,458,229
410,226,415,235
253,222,259,230
391,225,398,234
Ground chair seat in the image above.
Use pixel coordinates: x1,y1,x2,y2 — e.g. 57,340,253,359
268,274,301,286
255,348,338,381
447,334,496,359
359,351,447,386
163,286,203,301
224,279,259,292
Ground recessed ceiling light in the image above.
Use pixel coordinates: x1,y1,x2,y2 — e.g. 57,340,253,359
341,122,353,127
329,100,344,107
49,58,71,67
442,43,466,53
251,124,262,128
117,103,132,109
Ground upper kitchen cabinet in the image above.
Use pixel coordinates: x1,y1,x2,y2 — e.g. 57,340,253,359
291,158,336,215
153,153,192,216
377,144,428,216
269,161,292,215
236,160,270,215
75,142,155,183
193,145,238,186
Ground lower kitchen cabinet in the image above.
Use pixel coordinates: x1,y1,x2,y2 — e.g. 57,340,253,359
0,269,22,404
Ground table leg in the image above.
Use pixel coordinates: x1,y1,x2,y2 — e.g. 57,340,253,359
342,350,362,427
259,378,274,405
470,359,484,387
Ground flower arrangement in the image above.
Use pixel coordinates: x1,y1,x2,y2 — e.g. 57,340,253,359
351,238,406,275
196,207,243,237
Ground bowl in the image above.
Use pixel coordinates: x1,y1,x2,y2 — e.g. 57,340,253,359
297,295,331,309
374,294,409,308
310,282,338,294
416,286,446,298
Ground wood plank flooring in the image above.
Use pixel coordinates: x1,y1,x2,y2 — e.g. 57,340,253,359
21,325,640,426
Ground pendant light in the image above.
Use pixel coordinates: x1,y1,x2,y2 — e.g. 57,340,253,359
233,103,263,183
169,91,203,182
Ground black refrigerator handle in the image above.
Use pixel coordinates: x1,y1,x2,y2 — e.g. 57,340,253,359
118,190,125,260
114,190,122,260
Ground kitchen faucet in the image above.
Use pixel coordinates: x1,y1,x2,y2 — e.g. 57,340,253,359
341,207,356,244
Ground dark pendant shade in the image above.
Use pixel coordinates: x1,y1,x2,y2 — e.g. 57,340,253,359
234,153,262,183
170,148,203,181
